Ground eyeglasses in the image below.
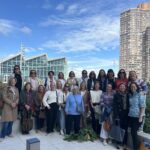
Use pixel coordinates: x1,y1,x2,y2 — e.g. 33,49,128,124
120,72,125,74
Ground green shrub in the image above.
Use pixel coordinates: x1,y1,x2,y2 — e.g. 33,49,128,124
144,93,150,133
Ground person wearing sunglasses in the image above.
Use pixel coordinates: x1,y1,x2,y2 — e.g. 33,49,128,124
115,69,128,91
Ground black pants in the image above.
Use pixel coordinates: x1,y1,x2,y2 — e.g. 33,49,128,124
35,111,45,130
128,116,142,150
90,106,100,135
66,115,81,135
45,103,59,133
118,110,128,145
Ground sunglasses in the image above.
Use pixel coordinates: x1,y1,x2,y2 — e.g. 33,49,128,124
82,72,87,74
15,67,19,70
120,72,125,73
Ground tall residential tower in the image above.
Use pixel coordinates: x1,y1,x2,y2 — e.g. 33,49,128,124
120,3,150,80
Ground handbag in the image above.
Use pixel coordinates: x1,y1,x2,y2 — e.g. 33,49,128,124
74,96,83,114
109,121,125,142
103,120,111,131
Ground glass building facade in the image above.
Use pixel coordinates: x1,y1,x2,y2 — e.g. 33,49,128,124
0,53,67,83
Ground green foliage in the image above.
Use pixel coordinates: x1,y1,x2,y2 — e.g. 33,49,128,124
144,91,150,133
64,127,97,142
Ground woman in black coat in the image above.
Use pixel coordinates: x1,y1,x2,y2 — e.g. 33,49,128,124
113,83,129,150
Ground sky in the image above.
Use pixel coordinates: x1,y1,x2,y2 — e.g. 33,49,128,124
0,0,149,77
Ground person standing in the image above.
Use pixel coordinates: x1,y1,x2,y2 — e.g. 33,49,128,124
128,82,146,150
65,86,84,135
79,70,88,87
20,82,35,134
27,70,39,91
90,81,102,134
13,65,22,94
0,77,19,141
34,85,46,132
43,82,59,134
113,83,129,149
100,84,114,145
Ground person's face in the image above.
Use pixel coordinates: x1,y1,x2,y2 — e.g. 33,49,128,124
50,83,55,91
31,71,36,77
106,84,112,92
82,71,87,78
14,67,20,74
130,72,136,81
80,83,86,90
57,81,62,89
119,84,126,93
26,84,31,91
64,86,69,92
95,83,100,90
59,73,64,79
11,79,16,86
130,83,137,93
108,72,114,78
90,72,95,79
48,72,53,78
100,70,105,77
119,70,125,78
39,86,44,92
70,72,75,78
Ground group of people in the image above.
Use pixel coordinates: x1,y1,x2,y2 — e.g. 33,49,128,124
0,65,147,150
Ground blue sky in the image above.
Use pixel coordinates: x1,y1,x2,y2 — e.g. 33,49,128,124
0,0,149,77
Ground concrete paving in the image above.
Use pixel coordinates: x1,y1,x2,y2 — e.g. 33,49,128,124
0,131,118,150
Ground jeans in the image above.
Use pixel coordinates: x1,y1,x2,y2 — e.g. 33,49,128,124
59,108,65,131
0,121,13,138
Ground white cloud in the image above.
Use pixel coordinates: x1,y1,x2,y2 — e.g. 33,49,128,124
42,15,119,53
0,19,15,35
20,26,32,34
67,57,119,78
0,19,32,36
42,0,51,10
67,4,78,14
56,4,65,11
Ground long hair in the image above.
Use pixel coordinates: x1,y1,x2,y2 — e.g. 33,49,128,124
128,82,140,95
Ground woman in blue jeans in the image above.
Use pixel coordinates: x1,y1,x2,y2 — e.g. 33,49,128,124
128,82,146,150
0,77,19,142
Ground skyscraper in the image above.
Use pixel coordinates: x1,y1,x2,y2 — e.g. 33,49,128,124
120,3,150,80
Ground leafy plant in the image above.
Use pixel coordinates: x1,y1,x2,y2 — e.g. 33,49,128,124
64,127,97,142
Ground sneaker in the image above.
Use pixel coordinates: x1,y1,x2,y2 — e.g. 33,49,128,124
103,140,108,146
60,130,64,135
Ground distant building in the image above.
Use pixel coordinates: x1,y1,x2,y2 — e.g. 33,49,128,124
0,53,67,83
120,3,150,80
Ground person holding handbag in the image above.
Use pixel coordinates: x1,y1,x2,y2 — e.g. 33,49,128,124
113,83,129,150
20,82,35,134
100,84,114,146
34,85,46,132
65,86,84,135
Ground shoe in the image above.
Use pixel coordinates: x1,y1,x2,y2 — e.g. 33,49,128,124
8,134,14,137
0,138,4,142
103,140,108,146
60,130,64,135
108,140,112,144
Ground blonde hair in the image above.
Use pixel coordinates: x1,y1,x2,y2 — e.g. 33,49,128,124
72,86,80,95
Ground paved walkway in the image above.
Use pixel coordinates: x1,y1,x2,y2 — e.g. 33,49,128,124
0,130,117,150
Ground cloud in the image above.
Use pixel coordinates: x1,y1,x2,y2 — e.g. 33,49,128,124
67,4,78,14
42,0,51,10
0,19,32,36
67,57,119,77
20,26,32,34
42,15,119,53
56,4,65,11
0,19,15,35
